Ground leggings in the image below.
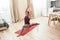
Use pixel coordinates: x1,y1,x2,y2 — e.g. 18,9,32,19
20,24,30,34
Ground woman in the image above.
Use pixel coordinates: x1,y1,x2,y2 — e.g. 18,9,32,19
17,9,31,37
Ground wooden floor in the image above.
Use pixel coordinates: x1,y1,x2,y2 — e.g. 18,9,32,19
0,17,60,40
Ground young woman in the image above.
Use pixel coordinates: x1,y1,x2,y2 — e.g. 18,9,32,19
17,9,31,37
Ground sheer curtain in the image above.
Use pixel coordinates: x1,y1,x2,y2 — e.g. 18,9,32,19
27,0,34,18
0,0,12,24
10,0,27,23
10,0,20,23
31,0,48,17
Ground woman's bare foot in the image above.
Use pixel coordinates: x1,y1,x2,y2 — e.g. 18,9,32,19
17,35,20,37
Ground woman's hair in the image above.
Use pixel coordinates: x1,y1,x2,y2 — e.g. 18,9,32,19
25,11,29,14
27,11,29,14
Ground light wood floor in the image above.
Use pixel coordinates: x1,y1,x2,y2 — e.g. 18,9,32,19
0,17,60,40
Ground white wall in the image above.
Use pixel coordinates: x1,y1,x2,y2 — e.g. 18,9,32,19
32,0,48,17
0,0,12,24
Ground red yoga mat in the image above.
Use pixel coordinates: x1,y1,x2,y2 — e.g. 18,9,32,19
15,23,39,36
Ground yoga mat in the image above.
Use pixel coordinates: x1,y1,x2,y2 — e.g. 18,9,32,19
15,23,39,36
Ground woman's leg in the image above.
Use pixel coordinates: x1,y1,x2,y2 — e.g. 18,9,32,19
20,24,29,34
17,24,29,37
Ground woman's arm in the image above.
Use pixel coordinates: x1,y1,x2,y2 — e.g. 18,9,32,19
25,6,29,12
